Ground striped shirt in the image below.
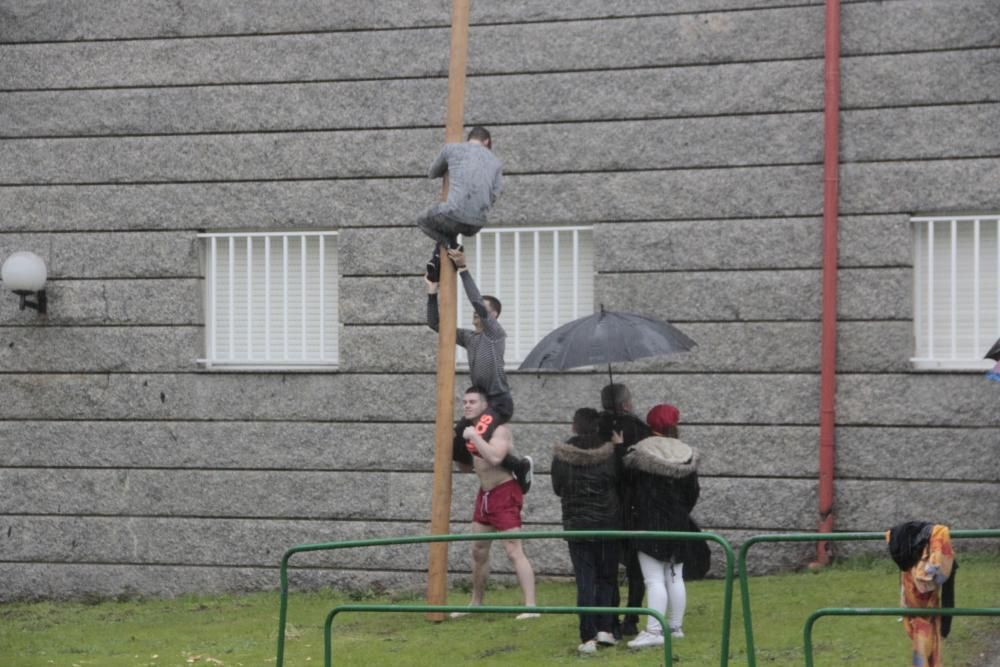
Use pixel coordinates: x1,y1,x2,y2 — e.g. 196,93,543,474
427,270,511,399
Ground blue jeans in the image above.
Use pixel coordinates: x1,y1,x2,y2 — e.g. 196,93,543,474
568,540,621,642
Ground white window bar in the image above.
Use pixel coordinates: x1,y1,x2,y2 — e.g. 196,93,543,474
319,235,326,362
246,237,253,360
228,236,235,361
494,237,501,305
300,235,308,360
209,237,218,366
282,235,289,362
532,231,540,355
551,230,559,338
927,220,935,357
913,224,922,358
572,229,580,319
264,236,272,362
513,232,521,361
973,219,981,355
949,220,957,360
199,231,338,369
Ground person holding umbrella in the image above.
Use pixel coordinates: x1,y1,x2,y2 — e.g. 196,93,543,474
598,383,650,638
624,403,701,649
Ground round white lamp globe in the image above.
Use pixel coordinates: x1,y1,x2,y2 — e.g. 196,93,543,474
1,251,47,292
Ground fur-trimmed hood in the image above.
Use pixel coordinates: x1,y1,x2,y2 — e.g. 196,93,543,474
624,436,700,478
553,438,616,467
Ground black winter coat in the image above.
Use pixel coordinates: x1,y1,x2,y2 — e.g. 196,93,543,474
623,436,700,562
597,411,651,529
551,434,622,539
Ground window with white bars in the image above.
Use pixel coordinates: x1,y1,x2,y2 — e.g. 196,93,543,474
458,226,594,367
911,215,1000,370
199,231,339,369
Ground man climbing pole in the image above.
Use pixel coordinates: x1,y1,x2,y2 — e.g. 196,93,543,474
426,247,534,493
418,126,503,269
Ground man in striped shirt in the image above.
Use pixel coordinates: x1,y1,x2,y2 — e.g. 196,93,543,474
426,248,533,493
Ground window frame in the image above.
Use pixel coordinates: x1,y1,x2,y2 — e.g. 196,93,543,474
910,214,999,371
198,230,340,371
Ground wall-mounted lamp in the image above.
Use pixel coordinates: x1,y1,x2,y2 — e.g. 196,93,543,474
1,251,48,314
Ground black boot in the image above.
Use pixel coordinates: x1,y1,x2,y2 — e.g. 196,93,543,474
425,247,441,283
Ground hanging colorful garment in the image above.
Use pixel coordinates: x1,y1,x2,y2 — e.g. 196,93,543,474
887,523,957,667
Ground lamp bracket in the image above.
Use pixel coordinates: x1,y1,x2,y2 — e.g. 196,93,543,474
13,289,47,314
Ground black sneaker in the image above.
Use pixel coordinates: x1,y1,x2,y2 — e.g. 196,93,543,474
514,455,533,494
425,248,441,283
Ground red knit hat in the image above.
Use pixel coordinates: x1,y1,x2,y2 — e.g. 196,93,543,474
646,403,680,433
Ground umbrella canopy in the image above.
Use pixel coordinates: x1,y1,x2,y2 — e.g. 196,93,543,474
519,307,696,373
985,337,1000,362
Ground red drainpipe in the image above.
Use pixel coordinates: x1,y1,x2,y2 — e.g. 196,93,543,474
813,0,842,568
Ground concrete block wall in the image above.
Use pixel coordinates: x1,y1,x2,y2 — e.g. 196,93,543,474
1,0,998,600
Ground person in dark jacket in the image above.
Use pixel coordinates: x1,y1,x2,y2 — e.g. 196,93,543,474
623,403,700,649
598,382,651,637
551,408,622,655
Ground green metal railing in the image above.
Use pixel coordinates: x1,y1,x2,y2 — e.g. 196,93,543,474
738,529,1000,667
803,607,1000,667
277,529,735,667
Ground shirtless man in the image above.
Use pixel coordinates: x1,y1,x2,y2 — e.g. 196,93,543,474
451,386,539,620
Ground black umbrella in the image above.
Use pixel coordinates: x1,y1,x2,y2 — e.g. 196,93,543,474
518,305,696,384
985,337,1000,362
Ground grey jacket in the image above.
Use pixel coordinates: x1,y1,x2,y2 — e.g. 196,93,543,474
428,142,503,226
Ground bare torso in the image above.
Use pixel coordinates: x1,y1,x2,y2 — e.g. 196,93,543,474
474,455,513,491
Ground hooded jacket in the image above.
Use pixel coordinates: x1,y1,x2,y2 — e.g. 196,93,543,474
623,435,700,562
551,433,622,538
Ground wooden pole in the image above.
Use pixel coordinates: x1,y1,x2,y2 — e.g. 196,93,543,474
426,0,470,622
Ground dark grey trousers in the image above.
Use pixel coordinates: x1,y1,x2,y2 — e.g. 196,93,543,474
417,203,481,247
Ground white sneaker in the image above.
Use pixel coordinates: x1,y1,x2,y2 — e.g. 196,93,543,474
627,630,665,648
515,611,540,620
670,627,685,639
577,639,597,654
449,604,479,618
596,631,617,646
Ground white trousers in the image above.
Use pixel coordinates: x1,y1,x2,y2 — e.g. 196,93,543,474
637,550,686,634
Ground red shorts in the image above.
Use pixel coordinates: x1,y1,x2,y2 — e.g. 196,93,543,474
472,479,523,531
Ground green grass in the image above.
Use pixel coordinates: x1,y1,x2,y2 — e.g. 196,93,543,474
1,553,997,666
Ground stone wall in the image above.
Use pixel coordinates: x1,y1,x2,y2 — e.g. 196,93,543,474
1,0,997,600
